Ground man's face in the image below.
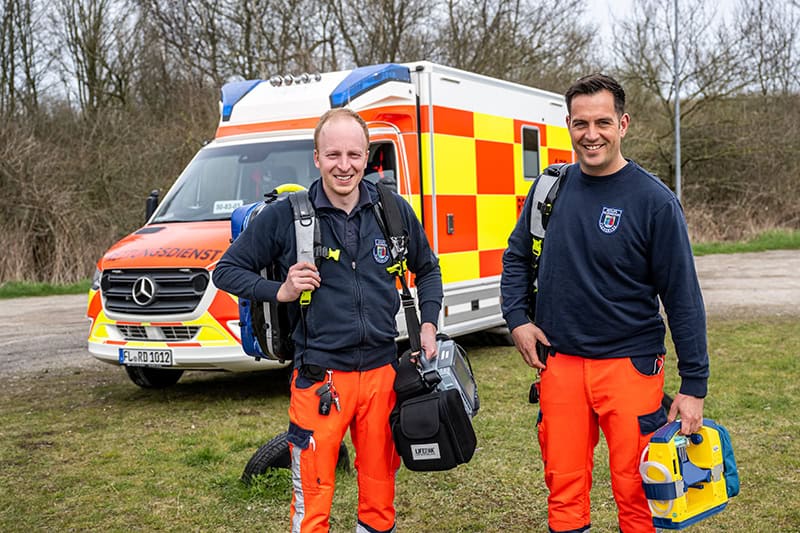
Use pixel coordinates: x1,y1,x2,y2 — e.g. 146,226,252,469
567,90,630,176
314,116,368,209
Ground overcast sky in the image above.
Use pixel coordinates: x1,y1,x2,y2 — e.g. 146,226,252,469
584,0,737,51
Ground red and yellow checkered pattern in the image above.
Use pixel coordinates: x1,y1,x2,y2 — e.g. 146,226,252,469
419,105,573,284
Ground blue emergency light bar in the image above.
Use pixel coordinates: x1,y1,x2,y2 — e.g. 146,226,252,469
220,79,262,122
329,64,411,108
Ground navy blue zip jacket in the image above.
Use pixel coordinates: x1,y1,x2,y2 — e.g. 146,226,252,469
213,179,443,372
501,161,709,397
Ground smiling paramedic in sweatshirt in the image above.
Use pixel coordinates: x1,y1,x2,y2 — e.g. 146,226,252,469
501,74,709,533
213,107,442,533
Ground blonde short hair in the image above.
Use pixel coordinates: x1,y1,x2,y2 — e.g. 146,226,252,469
314,108,370,150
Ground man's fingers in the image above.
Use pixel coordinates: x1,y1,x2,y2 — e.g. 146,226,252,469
521,351,544,370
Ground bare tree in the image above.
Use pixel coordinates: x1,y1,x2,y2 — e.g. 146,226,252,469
325,0,432,66
435,0,596,92
137,0,226,86
610,0,749,188
53,0,140,114
1,0,48,115
735,0,800,96
224,0,337,75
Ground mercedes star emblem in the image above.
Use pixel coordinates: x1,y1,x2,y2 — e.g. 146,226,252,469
132,276,157,306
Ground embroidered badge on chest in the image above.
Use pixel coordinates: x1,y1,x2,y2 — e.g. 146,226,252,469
373,238,390,264
598,207,623,234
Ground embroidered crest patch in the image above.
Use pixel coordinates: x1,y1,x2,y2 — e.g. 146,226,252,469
598,207,623,234
373,238,390,264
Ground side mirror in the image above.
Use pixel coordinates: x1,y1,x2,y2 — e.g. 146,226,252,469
145,189,160,222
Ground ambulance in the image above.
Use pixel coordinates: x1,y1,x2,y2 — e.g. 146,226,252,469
86,61,574,388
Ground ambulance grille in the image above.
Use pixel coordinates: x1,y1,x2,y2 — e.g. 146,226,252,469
116,325,200,341
101,269,209,315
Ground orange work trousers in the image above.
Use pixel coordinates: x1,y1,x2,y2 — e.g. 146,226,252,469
287,364,400,533
538,352,665,533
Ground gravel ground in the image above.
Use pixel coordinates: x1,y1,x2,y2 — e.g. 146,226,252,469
0,249,797,379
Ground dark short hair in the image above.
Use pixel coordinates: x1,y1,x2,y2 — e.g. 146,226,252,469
314,108,370,150
565,74,626,117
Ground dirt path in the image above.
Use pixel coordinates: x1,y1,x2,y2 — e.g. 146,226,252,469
0,250,797,379
694,249,799,318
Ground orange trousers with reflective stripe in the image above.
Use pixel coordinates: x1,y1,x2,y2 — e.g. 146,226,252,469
538,353,664,533
288,364,400,533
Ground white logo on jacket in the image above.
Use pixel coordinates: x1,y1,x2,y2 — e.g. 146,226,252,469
373,238,390,264
599,207,623,234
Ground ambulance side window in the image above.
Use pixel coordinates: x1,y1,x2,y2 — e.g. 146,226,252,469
365,141,397,191
522,127,541,180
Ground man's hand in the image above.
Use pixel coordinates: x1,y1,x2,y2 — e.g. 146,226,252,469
668,393,705,435
419,322,438,360
511,322,549,370
276,261,320,302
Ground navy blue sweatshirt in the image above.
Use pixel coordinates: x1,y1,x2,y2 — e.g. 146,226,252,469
501,161,709,397
213,179,443,372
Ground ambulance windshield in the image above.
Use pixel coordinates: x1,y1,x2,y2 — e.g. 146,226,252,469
152,140,317,222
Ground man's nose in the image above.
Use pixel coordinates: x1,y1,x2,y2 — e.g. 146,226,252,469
585,124,600,139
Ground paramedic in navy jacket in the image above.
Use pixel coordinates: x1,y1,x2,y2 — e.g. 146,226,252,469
501,74,709,533
214,108,442,533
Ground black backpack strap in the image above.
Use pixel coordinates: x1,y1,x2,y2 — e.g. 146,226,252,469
527,163,571,320
374,181,409,265
371,182,422,352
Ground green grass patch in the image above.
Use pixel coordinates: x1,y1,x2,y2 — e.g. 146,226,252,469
0,279,91,299
0,318,797,531
693,228,800,256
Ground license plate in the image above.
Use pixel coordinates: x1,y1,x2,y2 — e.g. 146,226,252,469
118,348,173,367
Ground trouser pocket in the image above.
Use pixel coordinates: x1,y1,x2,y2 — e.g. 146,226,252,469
630,354,665,376
637,406,668,436
537,410,547,466
287,422,319,493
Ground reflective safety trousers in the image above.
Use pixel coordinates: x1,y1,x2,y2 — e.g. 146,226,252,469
537,353,666,533
288,364,400,533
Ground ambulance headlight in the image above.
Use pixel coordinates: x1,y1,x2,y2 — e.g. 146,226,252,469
269,75,282,87
91,268,102,291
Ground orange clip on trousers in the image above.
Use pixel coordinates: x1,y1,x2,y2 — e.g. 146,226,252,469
287,364,400,533
538,353,664,533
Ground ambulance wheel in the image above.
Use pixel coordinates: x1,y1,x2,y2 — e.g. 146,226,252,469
482,327,515,346
489,331,515,346
241,431,350,483
124,366,184,388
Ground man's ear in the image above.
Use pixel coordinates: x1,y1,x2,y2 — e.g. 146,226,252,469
313,149,320,169
619,113,630,138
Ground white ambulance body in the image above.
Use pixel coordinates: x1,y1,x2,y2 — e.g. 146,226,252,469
86,61,573,387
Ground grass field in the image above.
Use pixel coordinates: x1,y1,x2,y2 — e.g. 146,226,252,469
1,317,798,532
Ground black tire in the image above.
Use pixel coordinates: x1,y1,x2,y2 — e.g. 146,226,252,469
124,366,184,388
242,431,351,483
487,331,515,346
